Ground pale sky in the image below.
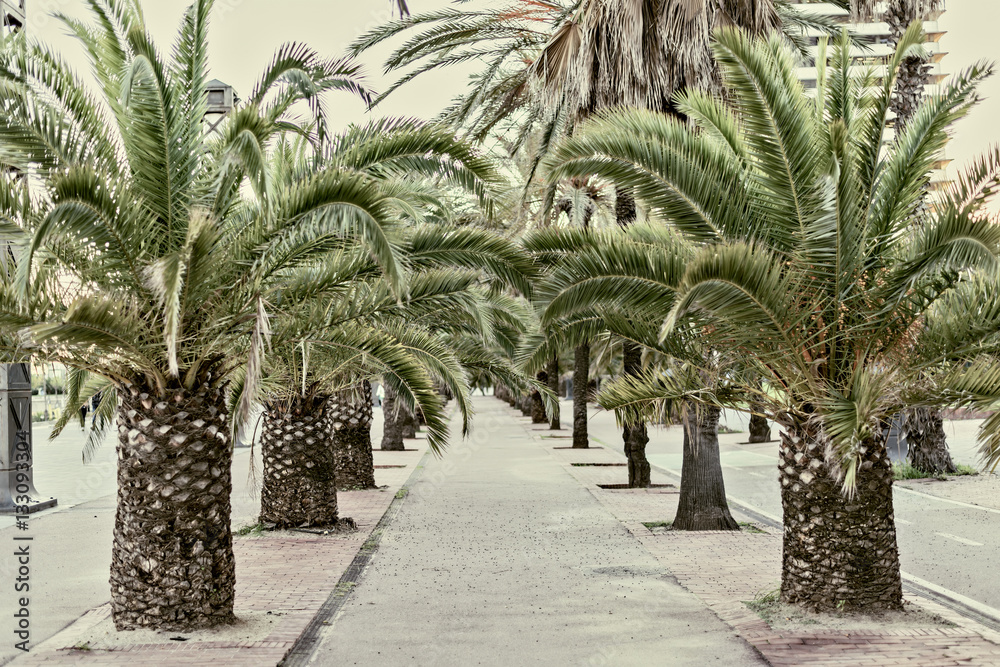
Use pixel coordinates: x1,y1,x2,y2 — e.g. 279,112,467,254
25,0,1000,184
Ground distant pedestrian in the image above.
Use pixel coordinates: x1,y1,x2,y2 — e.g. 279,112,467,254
79,403,88,430
91,391,102,427
375,383,384,408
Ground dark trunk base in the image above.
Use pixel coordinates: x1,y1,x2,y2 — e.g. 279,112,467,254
260,396,340,528
673,404,738,531
531,370,548,424
779,425,903,613
547,356,560,429
748,413,772,443
904,407,956,474
332,383,376,491
573,343,589,448
111,381,236,631
622,341,650,487
380,384,405,451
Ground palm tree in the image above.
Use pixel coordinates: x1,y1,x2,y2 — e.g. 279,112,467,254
855,0,954,473
356,0,783,487
855,0,943,131
249,116,524,510
523,224,740,529
542,27,1000,611
0,0,410,631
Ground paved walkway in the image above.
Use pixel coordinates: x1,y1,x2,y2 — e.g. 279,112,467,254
304,397,764,666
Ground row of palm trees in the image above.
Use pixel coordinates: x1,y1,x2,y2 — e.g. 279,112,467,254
358,0,1000,615
1,0,997,634
0,0,541,631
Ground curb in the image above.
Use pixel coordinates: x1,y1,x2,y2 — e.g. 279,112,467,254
280,447,432,666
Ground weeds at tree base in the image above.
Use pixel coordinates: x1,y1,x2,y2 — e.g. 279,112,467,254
235,523,266,537
893,462,978,481
744,588,784,625
739,522,767,534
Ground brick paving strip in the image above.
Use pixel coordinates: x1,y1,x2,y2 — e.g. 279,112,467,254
14,446,428,666
519,407,1000,667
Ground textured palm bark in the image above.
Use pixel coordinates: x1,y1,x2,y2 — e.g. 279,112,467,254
904,407,957,474
573,343,590,448
779,423,903,612
531,370,548,424
673,404,738,531
520,394,532,417
748,413,772,443
331,382,376,490
503,385,517,407
400,402,418,439
380,384,405,451
547,356,561,430
259,395,341,528
622,341,651,488
110,381,236,631
885,0,932,132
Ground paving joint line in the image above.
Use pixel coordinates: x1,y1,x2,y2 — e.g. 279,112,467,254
279,446,433,666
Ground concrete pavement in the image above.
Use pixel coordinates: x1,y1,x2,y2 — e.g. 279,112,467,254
305,397,764,666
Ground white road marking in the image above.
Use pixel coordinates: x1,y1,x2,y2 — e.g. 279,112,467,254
895,485,1000,516
896,518,913,525
935,532,984,547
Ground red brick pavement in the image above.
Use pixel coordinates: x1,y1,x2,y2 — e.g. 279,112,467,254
15,446,426,666
513,404,1000,667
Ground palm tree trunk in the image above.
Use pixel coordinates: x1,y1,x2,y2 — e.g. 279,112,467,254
401,401,419,438
779,422,903,612
748,412,771,443
380,383,406,451
520,394,532,417
885,0,932,132
884,0,953,472
573,343,590,448
531,370,548,424
110,381,236,631
673,403,738,530
547,355,561,429
331,381,376,490
622,341,651,488
904,407,957,474
616,187,650,487
260,395,340,527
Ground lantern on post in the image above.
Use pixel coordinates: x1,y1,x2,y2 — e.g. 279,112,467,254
204,79,236,134
1,0,24,33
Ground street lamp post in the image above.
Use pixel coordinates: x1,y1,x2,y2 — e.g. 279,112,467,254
204,79,235,133
0,0,56,514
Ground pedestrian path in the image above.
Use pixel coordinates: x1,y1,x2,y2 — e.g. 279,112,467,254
303,397,763,666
